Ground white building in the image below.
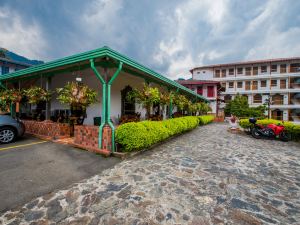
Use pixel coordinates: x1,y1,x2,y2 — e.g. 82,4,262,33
190,57,300,122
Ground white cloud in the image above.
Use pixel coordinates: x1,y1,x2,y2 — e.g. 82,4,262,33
0,7,47,60
153,0,230,79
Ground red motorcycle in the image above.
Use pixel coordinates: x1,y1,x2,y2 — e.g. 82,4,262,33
249,118,289,142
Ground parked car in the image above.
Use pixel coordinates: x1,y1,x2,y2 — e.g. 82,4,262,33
0,115,25,144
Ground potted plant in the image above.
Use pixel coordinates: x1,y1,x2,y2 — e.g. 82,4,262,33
23,86,52,104
56,82,98,125
126,83,160,119
0,89,23,113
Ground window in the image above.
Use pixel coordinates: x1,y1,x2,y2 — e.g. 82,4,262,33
221,69,226,77
237,68,243,74
245,81,251,90
207,86,215,97
1,66,9,75
253,94,262,104
203,71,206,73
273,94,284,105
290,63,300,73
253,67,258,75
260,80,267,88
197,86,203,95
261,65,267,73
271,65,277,73
224,95,232,103
252,81,258,90
121,86,135,115
197,71,201,74
215,70,220,77
245,67,251,75
271,80,277,87
229,68,234,75
280,79,286,89
280,64,286,73
228,82,234,88
237,82,243,88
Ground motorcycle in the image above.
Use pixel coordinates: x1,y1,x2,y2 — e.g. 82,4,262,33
249,118,289,142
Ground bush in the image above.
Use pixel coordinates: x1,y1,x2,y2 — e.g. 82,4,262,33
239,118,300,141
198,115,215,125
116,116,200,152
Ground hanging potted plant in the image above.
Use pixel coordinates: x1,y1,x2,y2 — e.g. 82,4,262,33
23,87,52,104
126,83,160,119
0,89,23,113
56,82,98,125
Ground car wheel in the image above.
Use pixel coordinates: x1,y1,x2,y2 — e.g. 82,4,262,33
0,127,16,144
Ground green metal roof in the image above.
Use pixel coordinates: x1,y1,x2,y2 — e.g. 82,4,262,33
0,46,208,102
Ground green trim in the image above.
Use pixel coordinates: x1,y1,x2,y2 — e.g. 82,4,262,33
0,46,208,102
107,62,123,152
90,59,106,149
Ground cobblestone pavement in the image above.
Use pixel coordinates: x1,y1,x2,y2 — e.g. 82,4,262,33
1,123,300,225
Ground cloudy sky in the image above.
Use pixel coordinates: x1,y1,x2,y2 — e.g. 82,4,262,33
0,0,300,79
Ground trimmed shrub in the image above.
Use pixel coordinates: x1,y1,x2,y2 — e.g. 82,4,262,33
239,118,300,141
116,116,200,152
198,115,215,125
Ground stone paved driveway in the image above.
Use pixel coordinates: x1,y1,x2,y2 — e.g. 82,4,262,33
0,123,300,225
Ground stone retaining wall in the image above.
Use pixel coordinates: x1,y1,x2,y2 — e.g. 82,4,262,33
23,120,71,139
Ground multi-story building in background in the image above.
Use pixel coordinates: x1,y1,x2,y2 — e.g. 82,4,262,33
176,79,220,115
189,57,300,122
0,57,30,76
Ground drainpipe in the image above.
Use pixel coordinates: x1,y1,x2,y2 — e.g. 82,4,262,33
90,59,107,149
107,62,123,152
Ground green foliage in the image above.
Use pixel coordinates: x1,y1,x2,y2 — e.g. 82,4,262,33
224,94,266,117
173,94,189,111
239,118,300,141
198,115,215,125
0,89,23,112
23,87,51,104
127,83,160,118
116,116,200,152
56,82,98,109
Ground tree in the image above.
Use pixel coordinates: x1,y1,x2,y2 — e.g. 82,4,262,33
127,83,160,119
224,94,266,118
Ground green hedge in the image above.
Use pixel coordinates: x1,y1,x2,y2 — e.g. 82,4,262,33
239,118,300,141
198,115,215,125
116,116,202,152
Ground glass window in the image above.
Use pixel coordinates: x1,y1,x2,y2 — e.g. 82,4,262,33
253,67,258,75
237,82,243,88
1,66,9,75
221,69,226,77
280,64,286,73
215,70,220,77
229,68,234,75
261,80,267,87
271,80,277,87
271,65,277,72
261,65,267,73
245,67,251,75
228,82,234,88
253,94,262,103
237,68,243,74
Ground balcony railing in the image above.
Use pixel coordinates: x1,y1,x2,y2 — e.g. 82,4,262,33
272,100,284,105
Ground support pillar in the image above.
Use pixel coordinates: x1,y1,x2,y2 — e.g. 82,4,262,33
45,77,52,120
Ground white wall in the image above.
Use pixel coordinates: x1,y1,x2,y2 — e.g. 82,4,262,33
193,69,214,80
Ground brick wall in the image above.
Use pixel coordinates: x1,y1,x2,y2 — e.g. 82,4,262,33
74,125,112,151
23,120,71,139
